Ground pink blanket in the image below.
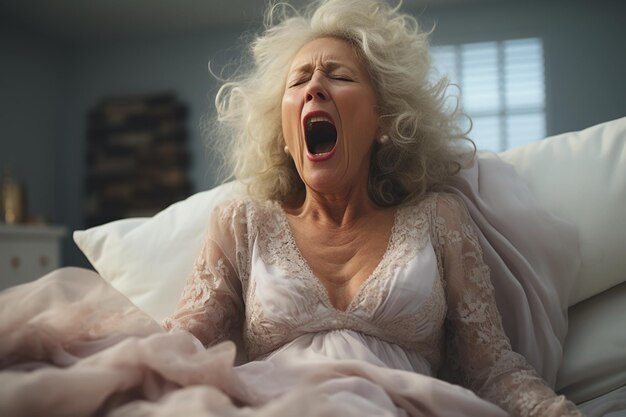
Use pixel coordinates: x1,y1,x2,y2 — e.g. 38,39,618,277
0,269,507,417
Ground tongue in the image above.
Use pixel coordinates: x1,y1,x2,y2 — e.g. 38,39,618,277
313,140,335,154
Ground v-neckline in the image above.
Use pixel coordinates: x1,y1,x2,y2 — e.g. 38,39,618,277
273,201,402,313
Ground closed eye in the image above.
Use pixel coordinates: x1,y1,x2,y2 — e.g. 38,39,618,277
287,73,352,87
288,77,310,88
330,75,353,82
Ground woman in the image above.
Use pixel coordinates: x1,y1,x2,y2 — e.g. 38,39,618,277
164,0,583,416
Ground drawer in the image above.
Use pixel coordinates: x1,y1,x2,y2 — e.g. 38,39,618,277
0,225,65,289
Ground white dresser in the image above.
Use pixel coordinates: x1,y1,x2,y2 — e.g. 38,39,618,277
0,224,66,290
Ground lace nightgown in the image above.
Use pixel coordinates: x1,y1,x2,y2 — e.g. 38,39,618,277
164,193,582,417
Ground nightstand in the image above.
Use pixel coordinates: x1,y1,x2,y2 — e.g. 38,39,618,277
0,224,66,290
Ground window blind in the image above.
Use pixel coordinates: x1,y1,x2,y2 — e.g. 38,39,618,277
431,38,546,152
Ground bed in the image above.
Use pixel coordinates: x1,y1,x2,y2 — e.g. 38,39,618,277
1,117,624,416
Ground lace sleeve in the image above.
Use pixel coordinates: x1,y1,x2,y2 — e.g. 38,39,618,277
434,194,582,417
163,202,245,348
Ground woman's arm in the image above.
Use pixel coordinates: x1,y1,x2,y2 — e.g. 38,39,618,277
163,202,245,348
434,194,582,417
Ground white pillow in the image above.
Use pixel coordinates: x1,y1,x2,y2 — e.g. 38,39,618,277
500,117,626,306
556,281,626,404
74,181,244,322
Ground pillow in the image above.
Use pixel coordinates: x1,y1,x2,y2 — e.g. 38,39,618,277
556,281,626,404
500,117,626,306
73,181,244,322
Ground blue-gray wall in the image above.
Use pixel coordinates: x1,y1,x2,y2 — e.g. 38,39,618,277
415,0,626,135
56,32,245,266
0,18,67,225
1,0,625,267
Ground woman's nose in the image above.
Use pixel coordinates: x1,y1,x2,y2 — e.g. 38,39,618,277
305,73,328,102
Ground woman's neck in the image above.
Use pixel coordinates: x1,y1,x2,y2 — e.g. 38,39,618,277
284,184,382,229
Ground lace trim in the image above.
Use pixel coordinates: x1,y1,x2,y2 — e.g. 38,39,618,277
349,203,431,312
163,251,240,347
484,362,584,417
221,200,251,292
242,197,447,364
433,194,582,417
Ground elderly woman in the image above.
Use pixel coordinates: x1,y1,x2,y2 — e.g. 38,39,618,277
162,0,583,416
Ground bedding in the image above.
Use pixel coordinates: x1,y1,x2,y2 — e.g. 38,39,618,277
499,116,626,306
1,154,585,416
4,117,626,416
1,269,510,417
73,181,245,322
578,386,626,417
556,281,626,404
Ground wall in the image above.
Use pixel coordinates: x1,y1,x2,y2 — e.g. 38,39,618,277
0,19,67,225
418,0,626,134
57,31,245,266
1,0,625,268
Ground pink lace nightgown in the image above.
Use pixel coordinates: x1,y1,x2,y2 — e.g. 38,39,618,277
164,193,582,417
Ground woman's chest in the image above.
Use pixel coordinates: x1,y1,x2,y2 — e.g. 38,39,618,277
242,227,447,360
286,218,394,311
238,197,447,361
243,201,441,314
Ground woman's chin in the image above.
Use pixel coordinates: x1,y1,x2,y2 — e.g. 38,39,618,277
301,170,368,200
301,171,344,195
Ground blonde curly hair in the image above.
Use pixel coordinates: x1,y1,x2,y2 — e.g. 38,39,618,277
212,0,473,206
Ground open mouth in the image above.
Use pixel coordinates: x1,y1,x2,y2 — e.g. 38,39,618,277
305,116,337,159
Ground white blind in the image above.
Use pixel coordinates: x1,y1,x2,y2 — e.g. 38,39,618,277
431,38,546,152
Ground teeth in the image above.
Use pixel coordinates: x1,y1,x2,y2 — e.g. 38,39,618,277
307,116,332,127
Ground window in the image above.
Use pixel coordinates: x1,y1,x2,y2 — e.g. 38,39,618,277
431,38,546,152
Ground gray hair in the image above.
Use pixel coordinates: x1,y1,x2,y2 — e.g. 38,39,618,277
212,0,473,206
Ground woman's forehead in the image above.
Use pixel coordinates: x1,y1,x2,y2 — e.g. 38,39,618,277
289,37,361,72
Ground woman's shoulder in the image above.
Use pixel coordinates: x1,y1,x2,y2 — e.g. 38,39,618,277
396,192,474,254
210,197,247,221
402,191,467,216
210,196,282,227
400,192,472,238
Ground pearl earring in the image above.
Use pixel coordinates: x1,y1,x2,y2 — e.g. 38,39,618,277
378,134,390,145
284,145,290,155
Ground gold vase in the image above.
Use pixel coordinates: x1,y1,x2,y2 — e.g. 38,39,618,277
1,171,26,224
